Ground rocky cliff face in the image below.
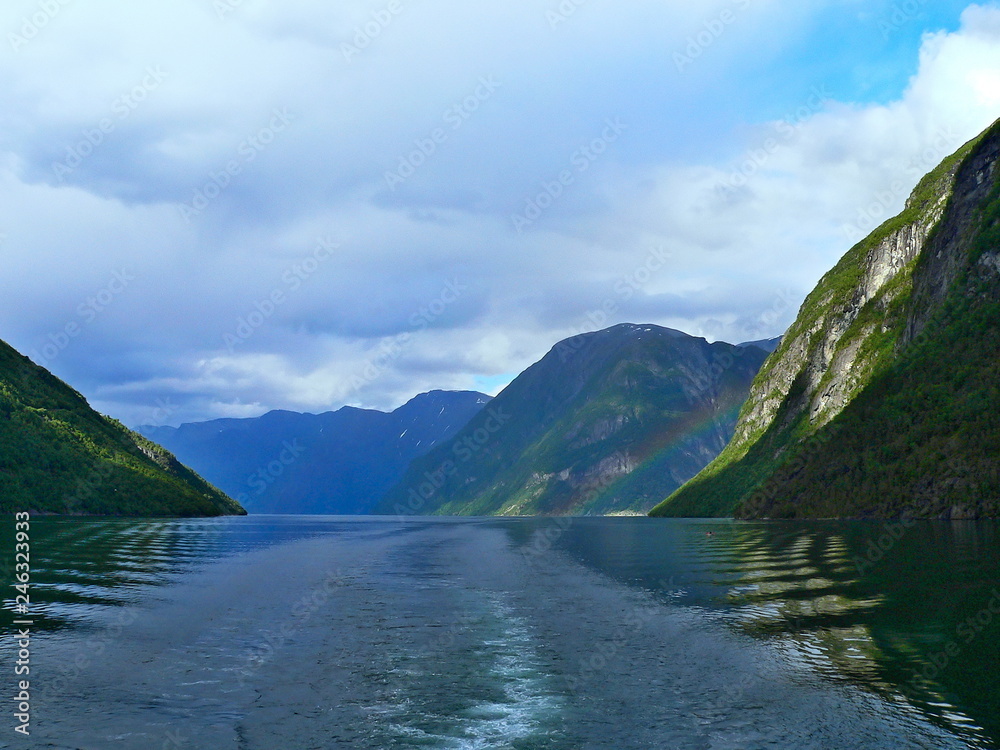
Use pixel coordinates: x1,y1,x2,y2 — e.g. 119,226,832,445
734,146,968,448
653,117,1000,519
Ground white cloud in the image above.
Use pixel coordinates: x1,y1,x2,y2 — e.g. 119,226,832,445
1,1,998,425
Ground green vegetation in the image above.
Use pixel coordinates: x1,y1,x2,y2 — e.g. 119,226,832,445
652,118,1000,519
738,164,1000,518
0,338,244,516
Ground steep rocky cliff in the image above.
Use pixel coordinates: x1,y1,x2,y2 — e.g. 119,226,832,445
652,117,1000,519
376,324,769,516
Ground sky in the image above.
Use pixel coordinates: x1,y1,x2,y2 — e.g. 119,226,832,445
1,0,999,427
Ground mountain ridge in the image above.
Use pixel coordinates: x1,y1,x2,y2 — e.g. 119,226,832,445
140,390,491,514
377,323,770,516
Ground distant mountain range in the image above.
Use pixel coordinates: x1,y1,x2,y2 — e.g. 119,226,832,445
0,319,776,518
376,324,772,516
0,338,243,516
654,117,1000,519
139,391,491,514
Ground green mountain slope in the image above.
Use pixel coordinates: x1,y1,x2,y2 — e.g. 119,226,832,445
652,117,1000,519
0,338,245,516
376,324,769,516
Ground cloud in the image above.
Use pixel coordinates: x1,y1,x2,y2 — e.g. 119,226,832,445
0,0,998,426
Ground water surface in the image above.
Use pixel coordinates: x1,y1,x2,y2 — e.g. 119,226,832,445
1,516,998,748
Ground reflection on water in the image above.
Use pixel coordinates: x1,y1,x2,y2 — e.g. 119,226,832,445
0,516,407,631
534,518,1000,749
1,516,998,748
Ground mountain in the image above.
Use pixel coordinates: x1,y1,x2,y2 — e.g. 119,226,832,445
139,390,491,514
375,324,770,516
0,338,244,516
737,337,783,353
653,117,1000,519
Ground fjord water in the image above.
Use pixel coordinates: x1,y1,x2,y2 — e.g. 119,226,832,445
2,517,998,749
